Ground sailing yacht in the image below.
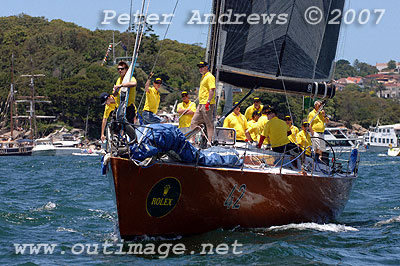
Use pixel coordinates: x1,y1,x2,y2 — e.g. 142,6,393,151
103,0,359,239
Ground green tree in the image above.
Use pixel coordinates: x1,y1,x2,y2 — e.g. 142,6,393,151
388,60,397,70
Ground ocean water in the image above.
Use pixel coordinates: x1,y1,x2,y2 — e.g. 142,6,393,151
1,153,399,265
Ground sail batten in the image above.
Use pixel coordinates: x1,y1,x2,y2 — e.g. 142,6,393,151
210,0,344,98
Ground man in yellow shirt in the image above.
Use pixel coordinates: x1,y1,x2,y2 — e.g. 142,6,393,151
190,61,216,141
308,100,329,160
100,92,118,142
246,111,261,142
142,74,165,124
112,61,137,123
244,97,263,121
257,108,300,156
296,121,312,157
177,91,196,134
256,105,271,145
284,115,299,143
223,102,252,142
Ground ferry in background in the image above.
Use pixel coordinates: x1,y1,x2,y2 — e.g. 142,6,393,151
324,127,365,153
363,124,400,152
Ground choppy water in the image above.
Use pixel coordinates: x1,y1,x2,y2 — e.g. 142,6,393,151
1,153,399,265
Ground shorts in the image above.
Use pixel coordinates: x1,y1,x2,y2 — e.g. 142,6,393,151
272,142,301,156
190,104,214,131
126,104,136,123
312,132,326,152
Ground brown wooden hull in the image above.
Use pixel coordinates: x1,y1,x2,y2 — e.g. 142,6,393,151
109,157,356,239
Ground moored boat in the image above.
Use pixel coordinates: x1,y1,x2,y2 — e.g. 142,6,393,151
53,133,81,155
0,139,33,156
32,138,56,156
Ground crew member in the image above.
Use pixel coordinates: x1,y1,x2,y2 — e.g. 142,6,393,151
308,100,329,160
223,102,252,142
244,97,263,121
112,61,137,122
257,108,300,156
177,91,196,134
100,92,118,142
296,121,312,157
246,111,261,142
190,61,216,141
256,105,271,146
142,74,164,124
284,115,299,143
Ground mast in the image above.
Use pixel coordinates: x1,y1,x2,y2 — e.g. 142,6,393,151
17,58,55,139
10,53,15,140
84,107,89,140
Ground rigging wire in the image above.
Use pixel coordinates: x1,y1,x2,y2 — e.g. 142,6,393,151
127,0,135,52
136,0,181,114
262,0,294,121
149,0,181,74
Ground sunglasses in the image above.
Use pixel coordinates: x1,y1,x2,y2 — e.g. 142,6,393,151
117,68,126,71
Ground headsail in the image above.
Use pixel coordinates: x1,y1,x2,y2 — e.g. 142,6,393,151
208,0,345,98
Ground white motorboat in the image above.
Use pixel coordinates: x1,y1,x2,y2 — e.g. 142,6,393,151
32,138,56,156
72,147,105,157
53,133,81,155
388,146,400,157
324,127,365,153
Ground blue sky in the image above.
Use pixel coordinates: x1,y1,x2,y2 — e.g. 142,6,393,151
1,0,399,65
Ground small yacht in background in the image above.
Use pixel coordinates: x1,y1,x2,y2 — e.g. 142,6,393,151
32,138,56,156
324,127,365,153
53,133,81,155
388,144,400,157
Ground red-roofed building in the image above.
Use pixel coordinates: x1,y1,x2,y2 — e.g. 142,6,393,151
335,77,364,90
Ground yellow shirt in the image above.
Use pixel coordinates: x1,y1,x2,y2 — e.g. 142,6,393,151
177,100,196,128
223,112,248,141
114,76,137,107
257,115,269,144
103,96,118,119
143,86,160,114
244,104,263,121
199,72,216,104
296,129,312,156
262,116,290,148
247,120,259,142
288,125,300,143
308,109,325,133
